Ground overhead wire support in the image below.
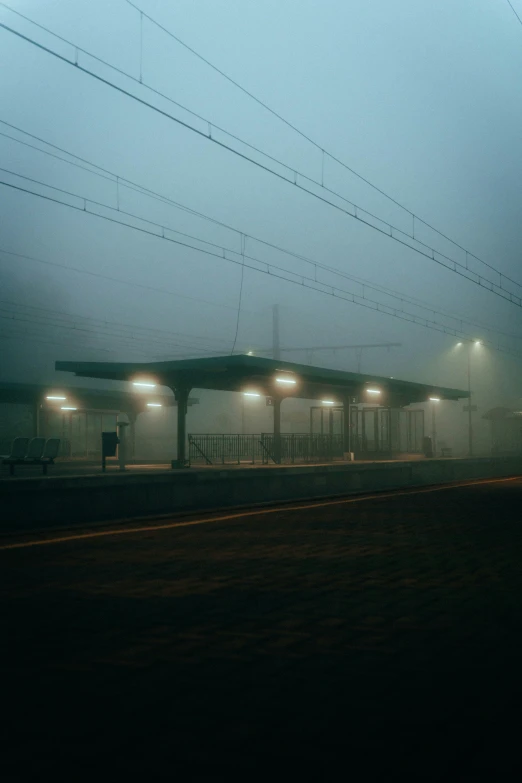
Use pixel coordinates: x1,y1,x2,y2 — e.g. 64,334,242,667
121,0,519,300
3,174,522,362
139,10,143,83
0,10,521,303
2,120,522,346
230,234,245,354
5,118,516,343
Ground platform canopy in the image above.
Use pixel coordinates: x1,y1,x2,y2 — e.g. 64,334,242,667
56,354,468,407
0,381,197,411
56,354,469,467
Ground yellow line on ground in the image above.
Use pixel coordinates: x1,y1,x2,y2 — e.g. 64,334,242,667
1,475,520,553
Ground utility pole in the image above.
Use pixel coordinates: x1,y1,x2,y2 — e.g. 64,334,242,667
356,348,363,374
272,304,281,360
259,338,400,369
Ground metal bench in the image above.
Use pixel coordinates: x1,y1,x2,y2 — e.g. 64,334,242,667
41,438,61,474
1,437,30,474
1,437,61,475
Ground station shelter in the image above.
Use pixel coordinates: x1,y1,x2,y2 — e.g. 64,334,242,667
0,381,197,460
56,354,469,467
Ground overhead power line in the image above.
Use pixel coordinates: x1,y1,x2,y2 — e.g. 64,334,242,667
1,12,521,306
3,174,522,363
0,323,223,359
0,247,246,315
0,305,239,359
0,299,235,354
124,0,508,300
0,310,225,357
257,342,402,353
2,121,521,346
506,0,522,27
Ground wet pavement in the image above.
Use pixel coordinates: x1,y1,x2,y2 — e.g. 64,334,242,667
2,477,522,779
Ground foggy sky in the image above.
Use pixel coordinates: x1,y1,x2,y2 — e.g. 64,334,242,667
2,0,522,430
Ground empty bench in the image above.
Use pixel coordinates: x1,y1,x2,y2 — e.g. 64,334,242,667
1,437,61,475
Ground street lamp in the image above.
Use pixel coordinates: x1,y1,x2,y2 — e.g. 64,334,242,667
456,340,481,456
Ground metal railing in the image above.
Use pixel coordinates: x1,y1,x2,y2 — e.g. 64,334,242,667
188,434,265,465
188,433,345,465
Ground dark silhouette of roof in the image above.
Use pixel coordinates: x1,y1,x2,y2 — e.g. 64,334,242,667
56,353,469,406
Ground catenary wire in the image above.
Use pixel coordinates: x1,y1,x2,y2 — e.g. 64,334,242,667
124,0,508,296
1,124,520,344
1,14,521,304
2,176,522,362
0,247,246,315
506,0,522,27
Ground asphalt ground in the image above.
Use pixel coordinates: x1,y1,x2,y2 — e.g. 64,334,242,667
2,477,522,780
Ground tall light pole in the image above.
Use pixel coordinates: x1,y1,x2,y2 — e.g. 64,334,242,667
467,342,473,457
272,304,281,360
456,340,481,457
429,397,440,455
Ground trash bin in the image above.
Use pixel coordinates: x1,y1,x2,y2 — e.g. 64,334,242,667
422,436,433,458
101,431,119,471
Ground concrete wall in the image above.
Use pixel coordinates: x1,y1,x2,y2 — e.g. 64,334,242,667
2,456,522,532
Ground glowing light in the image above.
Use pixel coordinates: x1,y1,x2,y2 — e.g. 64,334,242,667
133,381,156,389
243,392,261,397
475,340,482,345
61,406,77,411
46,395,66,401
147,402,162,407
456,342,463,346
321,400,335,405
366,388,381,395
275,377,297,385
247,351,254,356
429,397,441,402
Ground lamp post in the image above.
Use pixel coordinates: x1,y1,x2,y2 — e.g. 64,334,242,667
467,343,473,457
456,340,481,457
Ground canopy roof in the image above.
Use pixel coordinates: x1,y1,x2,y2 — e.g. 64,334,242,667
56,354,469,407
0,381,198,412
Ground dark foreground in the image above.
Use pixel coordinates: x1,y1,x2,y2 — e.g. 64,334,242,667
2,478,522,780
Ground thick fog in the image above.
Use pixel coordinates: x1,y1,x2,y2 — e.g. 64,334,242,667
2,0,522,454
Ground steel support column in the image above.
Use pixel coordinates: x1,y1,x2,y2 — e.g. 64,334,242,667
173,386,191,468
127,411,138,463
341,396,352,455
273,396,282,464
